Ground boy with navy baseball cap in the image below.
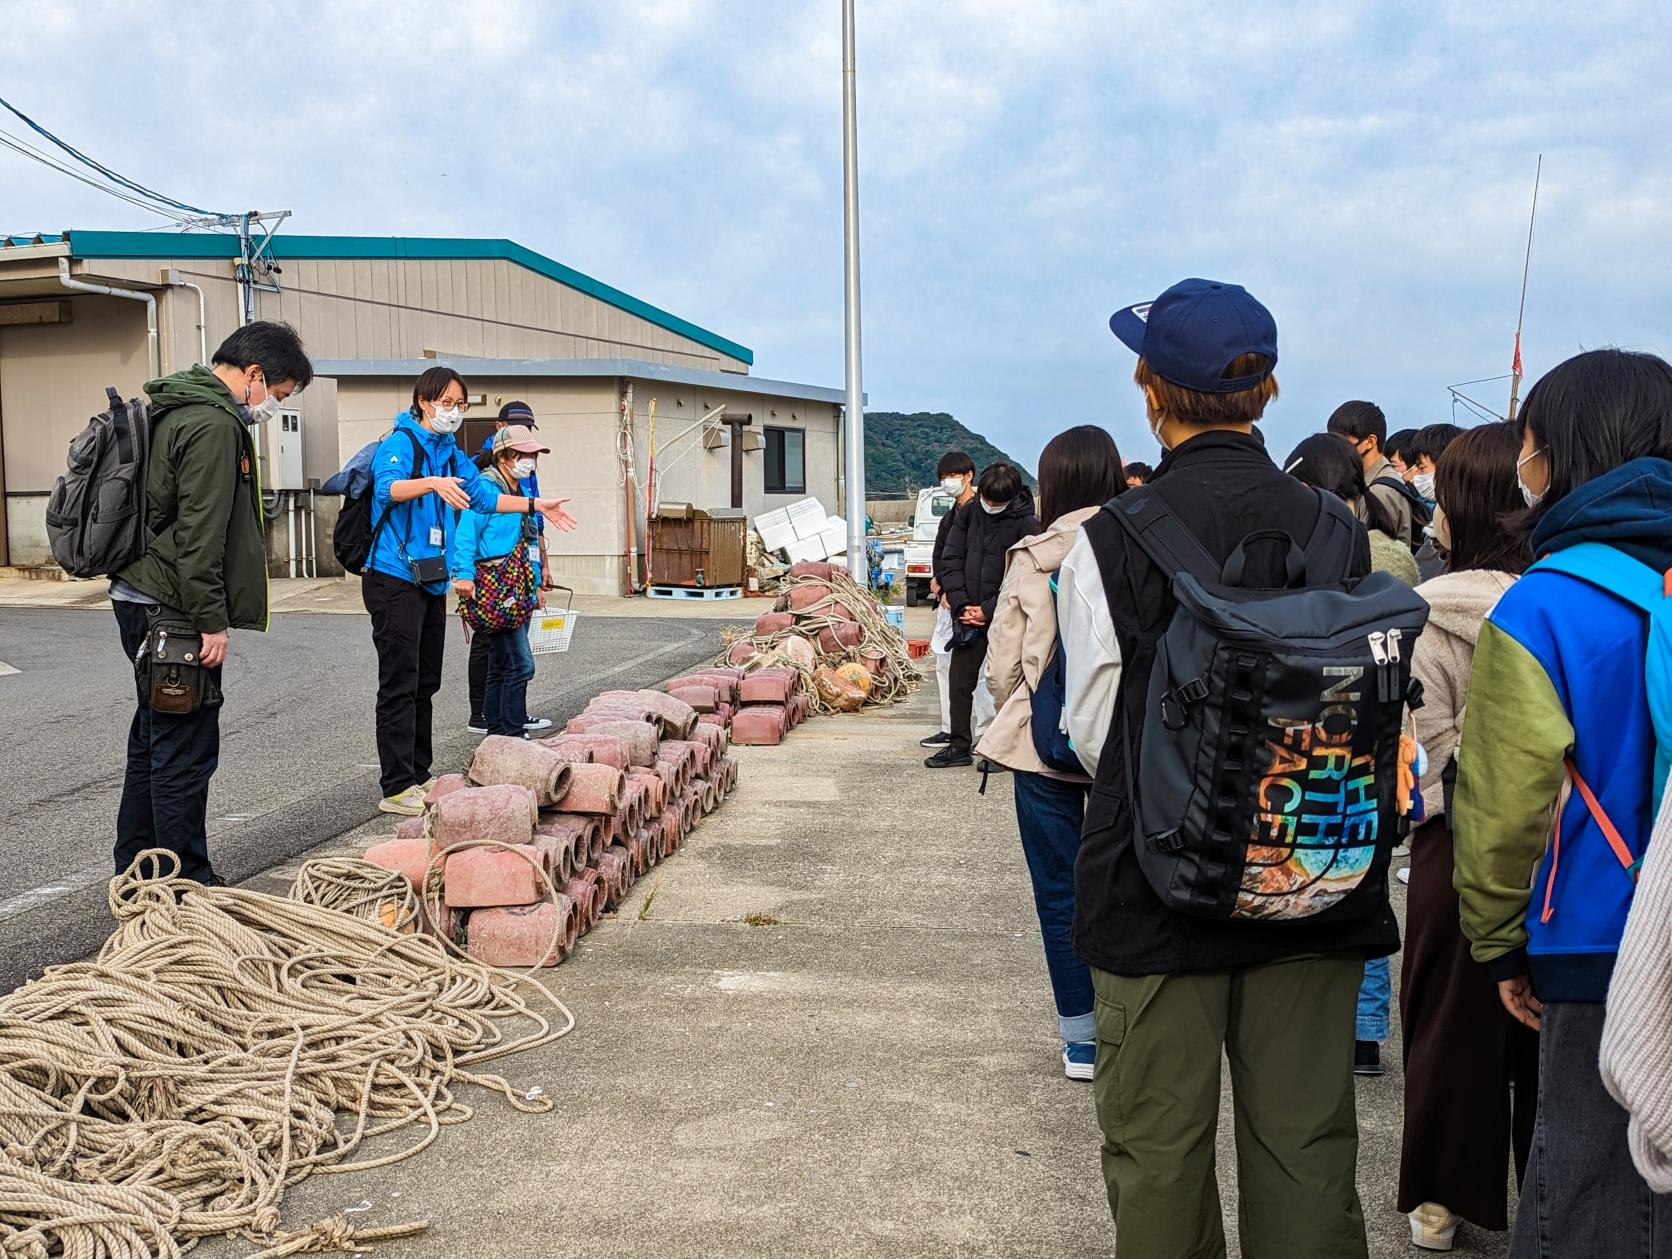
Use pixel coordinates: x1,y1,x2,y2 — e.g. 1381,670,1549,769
1057,279,1382,1259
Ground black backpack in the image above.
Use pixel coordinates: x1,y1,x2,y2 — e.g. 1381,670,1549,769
1028,572,1084,774
332,429,426,575
1108,487,1430,925
44,388,154,578
1370,472,1432,551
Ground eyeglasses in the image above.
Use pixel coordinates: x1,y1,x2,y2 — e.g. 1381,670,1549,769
435,398,471,414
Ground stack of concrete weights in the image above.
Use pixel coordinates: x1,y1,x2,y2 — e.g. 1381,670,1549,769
664,664,810,747
361,686,741,968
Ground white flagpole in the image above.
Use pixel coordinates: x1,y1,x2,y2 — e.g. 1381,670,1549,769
841,0,867,581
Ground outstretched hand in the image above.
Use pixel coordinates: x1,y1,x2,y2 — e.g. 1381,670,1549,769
430,476,471,511
537,498,578,532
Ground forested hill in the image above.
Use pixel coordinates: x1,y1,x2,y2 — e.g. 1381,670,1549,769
864,412,1036,496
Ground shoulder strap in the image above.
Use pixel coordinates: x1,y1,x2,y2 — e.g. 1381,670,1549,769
1529,542,1667,613
1101,485,1220,586
1300,488,1360,584
372,429,431,555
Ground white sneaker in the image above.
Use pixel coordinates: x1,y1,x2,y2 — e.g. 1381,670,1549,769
377,785,427,816
524,717,553,732
1396,866,1411,885
1409,1203,1459,1251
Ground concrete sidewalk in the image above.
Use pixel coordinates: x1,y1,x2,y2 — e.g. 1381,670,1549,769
205,682,1502,1259
0,573,790,620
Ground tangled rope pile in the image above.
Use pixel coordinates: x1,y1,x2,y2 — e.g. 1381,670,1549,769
721,567,919,713
0,851,572,1258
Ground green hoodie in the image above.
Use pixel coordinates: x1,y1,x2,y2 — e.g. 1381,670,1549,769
118,365,268,633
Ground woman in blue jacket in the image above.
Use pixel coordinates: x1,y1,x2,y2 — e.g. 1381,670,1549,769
363,367,575,815
1454,348,1672,1257
450,425,548,739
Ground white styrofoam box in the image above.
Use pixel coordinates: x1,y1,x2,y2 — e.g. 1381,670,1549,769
753,505,797,553
788,498,829,540
818,524,848,558
783,535,827,564
756,519,798,552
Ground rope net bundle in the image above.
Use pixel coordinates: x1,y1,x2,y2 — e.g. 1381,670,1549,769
720,569,920,713
0,851,573,1258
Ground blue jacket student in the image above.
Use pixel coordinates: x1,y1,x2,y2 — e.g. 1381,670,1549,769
368,411,501,594
448,475,544,588
1454,456,1672,1001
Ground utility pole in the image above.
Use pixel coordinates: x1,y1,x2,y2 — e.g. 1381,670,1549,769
1507,155,1542,422
841,0,867,582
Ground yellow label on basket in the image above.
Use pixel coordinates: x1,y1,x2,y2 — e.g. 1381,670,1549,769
539,614,568,631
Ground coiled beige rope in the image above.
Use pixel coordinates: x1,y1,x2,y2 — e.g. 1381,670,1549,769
0,851,573,1257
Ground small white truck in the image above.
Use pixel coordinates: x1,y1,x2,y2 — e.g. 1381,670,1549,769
902,485,957,607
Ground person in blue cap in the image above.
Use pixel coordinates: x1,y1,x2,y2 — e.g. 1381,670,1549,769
1056,279,1383,1259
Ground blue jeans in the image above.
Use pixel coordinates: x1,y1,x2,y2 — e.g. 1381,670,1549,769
1512,1001,1672,1258
1356,955,1390,1042
482,624,534,736
1013,771,1095,1042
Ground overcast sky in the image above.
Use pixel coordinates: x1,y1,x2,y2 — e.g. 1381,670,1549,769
4,1,1669,471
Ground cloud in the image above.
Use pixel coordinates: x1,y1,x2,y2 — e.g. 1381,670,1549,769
2,0,1667,471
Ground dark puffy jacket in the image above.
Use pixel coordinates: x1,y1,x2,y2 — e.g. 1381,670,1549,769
940,488,1040,623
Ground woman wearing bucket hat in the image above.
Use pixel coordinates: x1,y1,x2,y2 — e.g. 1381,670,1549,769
451,424,552,740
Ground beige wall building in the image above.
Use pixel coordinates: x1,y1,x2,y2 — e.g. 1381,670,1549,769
0,230,846,591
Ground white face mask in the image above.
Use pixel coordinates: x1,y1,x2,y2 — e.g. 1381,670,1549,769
428,404,464,434
243,373,283,424
1516,447,1545,509
1411,472,1436,501
979,498,1005,515
940,476,965,495
512,457,537,479
1431,505,1452,554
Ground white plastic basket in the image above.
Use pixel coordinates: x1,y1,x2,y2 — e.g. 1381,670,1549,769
528,587,578,655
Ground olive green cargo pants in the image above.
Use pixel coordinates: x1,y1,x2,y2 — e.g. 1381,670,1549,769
1091,954,1368,1259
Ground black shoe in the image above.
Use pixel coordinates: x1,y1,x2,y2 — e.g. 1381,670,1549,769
919,731,951,747
976,759,1009,774
924,746,974,769
1353,1040,1383,1076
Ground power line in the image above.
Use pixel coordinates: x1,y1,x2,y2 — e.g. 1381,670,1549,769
0,128,194,225
0,93,222,217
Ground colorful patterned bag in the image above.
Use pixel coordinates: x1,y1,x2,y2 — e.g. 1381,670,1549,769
460,544,537,634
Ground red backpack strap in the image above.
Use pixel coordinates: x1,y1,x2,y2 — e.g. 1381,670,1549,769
1567,758,1641,880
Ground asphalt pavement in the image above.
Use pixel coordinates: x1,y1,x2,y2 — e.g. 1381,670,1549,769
0,604,721,989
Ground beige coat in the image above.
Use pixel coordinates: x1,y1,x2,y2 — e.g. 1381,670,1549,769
976,506,1101,775
1408,568,1517,817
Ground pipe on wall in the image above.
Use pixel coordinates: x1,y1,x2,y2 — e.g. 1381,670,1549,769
162,269,208,365
58,258,158,379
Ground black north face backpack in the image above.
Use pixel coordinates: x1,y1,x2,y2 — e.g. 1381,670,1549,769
1107,487,1430,924
44,388,153,578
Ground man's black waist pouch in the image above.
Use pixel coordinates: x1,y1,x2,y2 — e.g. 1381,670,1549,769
137,606,223,715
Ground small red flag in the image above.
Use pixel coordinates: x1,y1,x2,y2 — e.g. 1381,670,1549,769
1513,333,1524,378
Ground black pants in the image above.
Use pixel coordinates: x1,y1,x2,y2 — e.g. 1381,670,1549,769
362,570,447,798
114,601,222,882
468,628,490,726
947,641,985,754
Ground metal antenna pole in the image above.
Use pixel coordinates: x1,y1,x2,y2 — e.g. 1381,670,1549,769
841,0,867,582
1507,154,1542,421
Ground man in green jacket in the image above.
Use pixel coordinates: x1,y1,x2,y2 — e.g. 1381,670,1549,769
112,321,312,883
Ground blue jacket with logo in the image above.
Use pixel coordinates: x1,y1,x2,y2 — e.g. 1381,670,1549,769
367,412,505,594
1454,457,1672,1001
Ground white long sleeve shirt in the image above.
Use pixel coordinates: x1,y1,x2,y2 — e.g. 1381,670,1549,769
1056,529,1124,777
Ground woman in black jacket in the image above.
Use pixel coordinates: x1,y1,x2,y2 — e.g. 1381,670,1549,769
928,462,1040,767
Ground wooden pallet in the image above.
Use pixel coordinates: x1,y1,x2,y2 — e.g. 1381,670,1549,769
647,584,743,601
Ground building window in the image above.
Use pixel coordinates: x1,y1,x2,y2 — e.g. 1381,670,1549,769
764,426,805,495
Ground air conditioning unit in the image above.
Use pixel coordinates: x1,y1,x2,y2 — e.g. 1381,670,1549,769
261,409,306,490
